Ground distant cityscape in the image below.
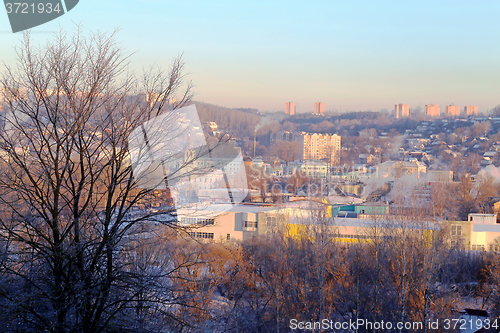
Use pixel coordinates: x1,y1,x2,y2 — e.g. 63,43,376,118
283,101,480,118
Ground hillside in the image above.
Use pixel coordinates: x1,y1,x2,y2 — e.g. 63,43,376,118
194,101,262,139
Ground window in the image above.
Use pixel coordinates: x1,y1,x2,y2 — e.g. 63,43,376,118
198,218,214,226
266,216,277,227
182,217,214,225
470,216,473,221
451,239,465,250
188,232,214,239
244,221,258,228
472,245,485,251
490,244,500,252
451,225,462,236
334,234,390,241
227,233,231,240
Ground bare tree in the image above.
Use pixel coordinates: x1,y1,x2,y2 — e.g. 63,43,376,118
472,121,491,138
473,174,498,213
430,181,457,220
270,140,300,163
0,27,214,333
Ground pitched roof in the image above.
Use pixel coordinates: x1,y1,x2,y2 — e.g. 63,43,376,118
462,309,489,317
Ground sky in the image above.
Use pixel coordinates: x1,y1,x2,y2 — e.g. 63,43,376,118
1,0,500,113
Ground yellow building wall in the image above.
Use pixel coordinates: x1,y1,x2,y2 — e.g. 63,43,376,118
286,223,306,240
472,232,486,247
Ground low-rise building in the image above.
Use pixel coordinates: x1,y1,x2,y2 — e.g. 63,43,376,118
448,214,500,251
176,205,500,253
427,170,453,182
359,153,376,164
177,204,279,241
483,151,498,160
375,160,427,179
286,160,331,178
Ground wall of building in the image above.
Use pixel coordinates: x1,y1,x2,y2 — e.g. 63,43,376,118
314,102,325,114
446,105,460,116
177,208,500,254
425,104,441,117
468,214,497,224
395,104,409,118
284,102,296,115
297,132,341,165
465,105,478,116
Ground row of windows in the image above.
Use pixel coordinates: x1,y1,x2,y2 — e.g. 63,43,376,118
490,244,500,252
334,234,391,240
182,218,214,226
197,218,215,226
193,177,221,183
188,232,214,239
472,245,485,251
244,221,258,228
451,241,500,252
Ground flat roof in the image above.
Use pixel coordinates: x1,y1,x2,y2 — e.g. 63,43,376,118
288,216,439,230
469,213,497,217
177,203,278,215
473,224,500,232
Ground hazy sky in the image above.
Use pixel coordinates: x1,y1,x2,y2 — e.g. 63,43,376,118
1,1,500,113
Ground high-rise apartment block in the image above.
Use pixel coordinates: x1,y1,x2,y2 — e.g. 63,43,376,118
314,102,325,114
465,105,478,116
270,131,341,165
395,104,409,118
284,102,296,116
297,132,341,165
425,104,441,117
446,105,460,116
